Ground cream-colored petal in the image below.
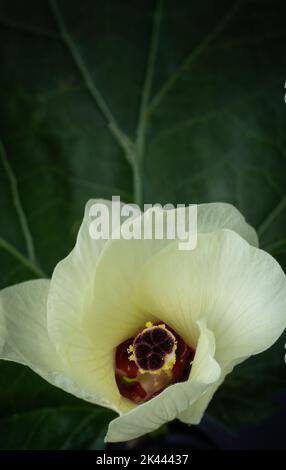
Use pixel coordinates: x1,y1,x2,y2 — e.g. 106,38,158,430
134,229,286,366
47,199,131,411
105,321,221,442
197,202,258,246
0,279,76,385
0,279,116,407
178,376,226,425
178,355,244,424
0,280,59,372
48,199,122,357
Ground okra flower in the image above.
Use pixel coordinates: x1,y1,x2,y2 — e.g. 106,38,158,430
0,201,285,443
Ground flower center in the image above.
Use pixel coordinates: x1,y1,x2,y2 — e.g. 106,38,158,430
130,323,177,373
115,321,195,404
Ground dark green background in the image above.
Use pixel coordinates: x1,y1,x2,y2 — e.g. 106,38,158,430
0,0,285,449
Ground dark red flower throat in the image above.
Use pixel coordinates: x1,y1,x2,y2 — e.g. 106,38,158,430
115,321,195,404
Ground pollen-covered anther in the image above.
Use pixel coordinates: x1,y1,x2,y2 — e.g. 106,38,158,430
131,323,177,374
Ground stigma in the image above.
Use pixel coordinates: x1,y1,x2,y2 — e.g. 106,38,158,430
115,321,195,404
129,323,177,374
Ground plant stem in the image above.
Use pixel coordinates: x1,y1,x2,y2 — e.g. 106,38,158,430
135,0,163,208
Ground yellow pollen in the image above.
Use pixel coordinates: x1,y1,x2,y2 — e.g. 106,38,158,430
127,345,134,354
127,344,135,362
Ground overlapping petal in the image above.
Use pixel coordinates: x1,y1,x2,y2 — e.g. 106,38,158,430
0,279,114,406
0,280,59,371
47,199,128,411
197,202,258,246
0,280,70,390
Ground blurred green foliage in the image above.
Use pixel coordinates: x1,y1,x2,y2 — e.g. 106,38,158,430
0,0,285,449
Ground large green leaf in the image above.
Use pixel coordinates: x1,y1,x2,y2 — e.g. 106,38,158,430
0,362,115,449
0,403,115,450
0,0,285,447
